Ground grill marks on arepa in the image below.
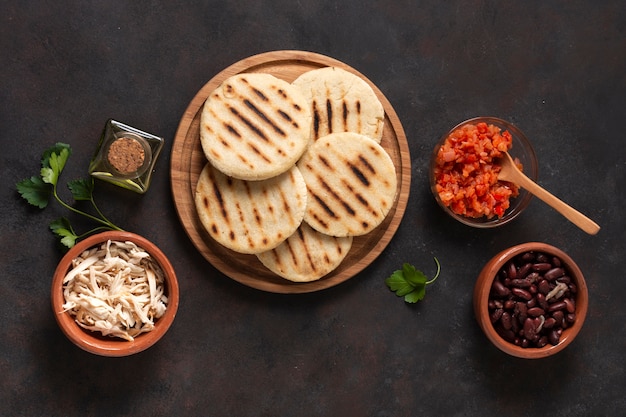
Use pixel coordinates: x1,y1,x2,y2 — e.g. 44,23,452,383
311,95,365,140
292,66,384,143
256,222,353,282
194,163,307,254
195,67,397,282
297,132,397,237
200,73,311,180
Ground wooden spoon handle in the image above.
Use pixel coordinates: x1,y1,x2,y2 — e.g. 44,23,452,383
514,172,601,235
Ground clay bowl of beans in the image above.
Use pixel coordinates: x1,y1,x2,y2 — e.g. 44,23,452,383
51,231,179,357
430,117,539,228
474,242,588,359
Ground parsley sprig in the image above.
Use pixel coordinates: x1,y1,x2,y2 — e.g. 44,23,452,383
16,143,123,248
385,258,441,303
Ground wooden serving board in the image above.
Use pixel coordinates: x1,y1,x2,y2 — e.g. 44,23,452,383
171,50,411,293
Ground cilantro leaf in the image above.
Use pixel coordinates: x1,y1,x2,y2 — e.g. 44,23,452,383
50,218,78,249
17,143,124,249
404,286,426,303
16,176,51,208
40,167,55,185
385,269,416,296
42,143,71,170
68,178,94,201
402,263,427,286
40,147,70,186
385,258,441,303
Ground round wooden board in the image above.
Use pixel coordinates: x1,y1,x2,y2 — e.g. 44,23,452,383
171,50,411,293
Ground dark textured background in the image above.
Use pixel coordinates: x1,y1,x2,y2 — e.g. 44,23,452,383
2,1,625,416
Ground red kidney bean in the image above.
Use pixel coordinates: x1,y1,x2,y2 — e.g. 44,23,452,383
511,287,532,301
507,261,517,279
536,293,548,310
564,298,576,313
511,278,532,288
543,317,557,329
490,308,503,323
491,280,510,297
487,250,578,349
523,317,538,340
538,279,551,294
527,307,545,317
548,329,561,345
558,276,571,284
544,267,565,281
497,327,516,343
515,302,527,321
533,262,552,271
501,312,512,330
517,263,532,279
552,310,564,323
548,301,567,312
511,316,520,334
536,336,548,348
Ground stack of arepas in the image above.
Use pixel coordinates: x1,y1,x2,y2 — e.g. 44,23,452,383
195,67,397,282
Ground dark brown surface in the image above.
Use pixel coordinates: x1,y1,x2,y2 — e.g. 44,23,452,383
2,1,625,416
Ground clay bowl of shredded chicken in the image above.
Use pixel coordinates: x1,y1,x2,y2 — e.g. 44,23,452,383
51,231,179,356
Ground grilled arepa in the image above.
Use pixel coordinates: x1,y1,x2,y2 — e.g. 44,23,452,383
200,73,311,180
297,132,397,237
292,66,384,143
256,222,353,282
195,163,307,254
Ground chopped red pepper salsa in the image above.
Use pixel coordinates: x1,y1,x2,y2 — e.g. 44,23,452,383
433,122,521,219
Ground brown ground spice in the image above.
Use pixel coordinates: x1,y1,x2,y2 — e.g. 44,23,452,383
107,137,145,174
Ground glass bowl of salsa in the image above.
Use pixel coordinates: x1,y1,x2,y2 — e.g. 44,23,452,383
429,117,538,228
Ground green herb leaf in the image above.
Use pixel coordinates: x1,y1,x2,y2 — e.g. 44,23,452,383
17,143,124,249
402,263,428,286
404,286,427,303
50,218,78,249
68,178,94,201
42,143,71,170
16,176,51,208
385,269,416,296
40,147,70,186
385,258,441,303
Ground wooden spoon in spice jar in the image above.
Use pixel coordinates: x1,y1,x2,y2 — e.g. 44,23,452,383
497,152,600,235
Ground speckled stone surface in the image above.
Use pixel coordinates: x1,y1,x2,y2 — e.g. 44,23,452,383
1,1,625,416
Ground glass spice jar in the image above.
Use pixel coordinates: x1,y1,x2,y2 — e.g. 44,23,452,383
88,119,164,193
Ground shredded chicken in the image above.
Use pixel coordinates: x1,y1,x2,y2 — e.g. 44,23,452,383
61,240,168,341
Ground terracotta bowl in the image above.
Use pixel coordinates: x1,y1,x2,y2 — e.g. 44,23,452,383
474,242,588,359
430,116,539,228
51,231,179,356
